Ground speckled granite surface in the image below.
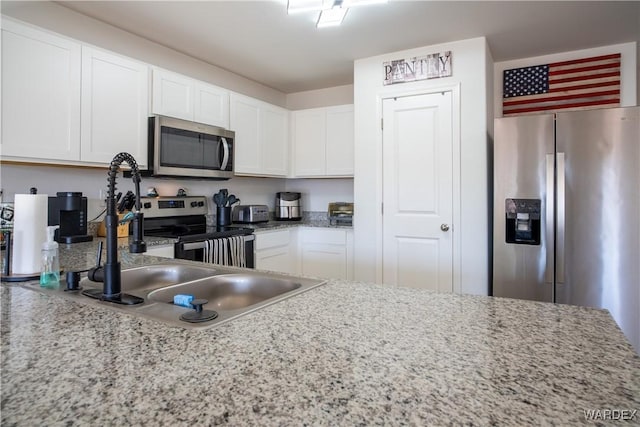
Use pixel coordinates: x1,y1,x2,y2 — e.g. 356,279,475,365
225,211,353,232
2,251,639,425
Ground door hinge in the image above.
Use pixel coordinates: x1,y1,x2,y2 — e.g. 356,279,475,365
381,202,384,215
381,118,383,130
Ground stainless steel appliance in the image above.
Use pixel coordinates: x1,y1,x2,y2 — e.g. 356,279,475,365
275,192,302,221
493,107,639,351
232,205,269,223
146,116,234,179
328,202,353,226
141,196,254,267
47,192,93,243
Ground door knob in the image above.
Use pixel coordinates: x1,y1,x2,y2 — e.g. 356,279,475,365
440,224,450,232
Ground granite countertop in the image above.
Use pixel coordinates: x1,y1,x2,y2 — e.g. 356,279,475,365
240,219,353,233
229,211,353,232
2,250,639,425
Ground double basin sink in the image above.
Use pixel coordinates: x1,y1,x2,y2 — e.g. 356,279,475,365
34,262,326,329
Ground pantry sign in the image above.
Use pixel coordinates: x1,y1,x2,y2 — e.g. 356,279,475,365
383,51,452,85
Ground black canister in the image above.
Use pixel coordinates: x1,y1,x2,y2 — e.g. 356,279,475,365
216,206,232,226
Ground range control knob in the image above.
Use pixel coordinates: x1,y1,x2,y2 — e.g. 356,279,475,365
191,201,198,207
143,202,152,209
198,201,204,207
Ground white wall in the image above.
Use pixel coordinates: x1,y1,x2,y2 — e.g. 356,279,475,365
286,85,354,110
284,179,354,212
493,42,637,118
0,164,285,220
354,37,492,296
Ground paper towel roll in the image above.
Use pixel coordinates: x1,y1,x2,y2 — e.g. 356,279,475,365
11,194,48,275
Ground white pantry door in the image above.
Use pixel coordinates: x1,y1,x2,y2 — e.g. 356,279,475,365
382,92,453,291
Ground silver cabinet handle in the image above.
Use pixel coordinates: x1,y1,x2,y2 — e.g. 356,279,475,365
440,224,450,232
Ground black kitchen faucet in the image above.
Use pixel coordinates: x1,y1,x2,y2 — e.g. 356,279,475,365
82,152,147,305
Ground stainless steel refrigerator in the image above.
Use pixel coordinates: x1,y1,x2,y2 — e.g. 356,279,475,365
493,106,639,352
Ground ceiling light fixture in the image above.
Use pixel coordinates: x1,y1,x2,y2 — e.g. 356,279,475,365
287,0,333,14
288,0,386,27
342,0,387,7
317,4,348,28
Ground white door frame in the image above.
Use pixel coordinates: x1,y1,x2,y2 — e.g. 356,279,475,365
375,83,462,293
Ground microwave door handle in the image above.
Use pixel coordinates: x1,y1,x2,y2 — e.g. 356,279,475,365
220,137,230,170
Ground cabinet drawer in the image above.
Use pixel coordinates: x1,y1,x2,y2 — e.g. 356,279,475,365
300,228,346,245
255,229,291,250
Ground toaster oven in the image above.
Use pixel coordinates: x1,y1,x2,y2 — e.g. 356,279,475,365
232,205,269,223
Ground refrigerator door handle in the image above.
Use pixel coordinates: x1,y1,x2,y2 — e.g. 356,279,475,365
545,154,555,286
557,152,566,284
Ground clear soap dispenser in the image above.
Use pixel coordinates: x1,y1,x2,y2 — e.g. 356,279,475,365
40,225,60,288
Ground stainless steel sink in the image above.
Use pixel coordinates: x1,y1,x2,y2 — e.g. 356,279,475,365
64,262,326,329
148,274,302,310
79,264,217,292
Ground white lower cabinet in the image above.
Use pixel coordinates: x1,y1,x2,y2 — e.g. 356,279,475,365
254,229,296,274
299,227,353,280
145,244,175,259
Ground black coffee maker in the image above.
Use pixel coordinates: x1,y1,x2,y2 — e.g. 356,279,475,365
47,192,93,243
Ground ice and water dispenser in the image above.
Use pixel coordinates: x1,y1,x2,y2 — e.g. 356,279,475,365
505,198,541,245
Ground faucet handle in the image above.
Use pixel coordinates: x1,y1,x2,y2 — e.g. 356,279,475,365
87,241,104,282
95,240,103,267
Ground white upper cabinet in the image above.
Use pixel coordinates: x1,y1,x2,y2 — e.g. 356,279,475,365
1,18,149,167
152,68,229,129
81,46,149,166
261,104,289,176
293,109,326,176
230,93,288,177
292,104,354,177
152,69,194,121
1,18,81,161
325,105,355,176
194,82,230,128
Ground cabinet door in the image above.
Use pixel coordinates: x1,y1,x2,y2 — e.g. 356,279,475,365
261,105,288,176
301,244,347,279
194,82,229,128
145,244,175,259
325,105,354,176
81,47,149,166
255,230,294,274
299,228,349,279
230,94,261,175
293,109,326,176
1,19,81,161
256,247,292,273
151,68,194,121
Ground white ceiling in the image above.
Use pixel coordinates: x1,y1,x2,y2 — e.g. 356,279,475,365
55,0,640,93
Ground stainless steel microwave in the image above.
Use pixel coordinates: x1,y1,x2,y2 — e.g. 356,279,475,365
147,115,234,179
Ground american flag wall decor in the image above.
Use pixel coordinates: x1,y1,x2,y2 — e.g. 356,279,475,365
502,53,621,116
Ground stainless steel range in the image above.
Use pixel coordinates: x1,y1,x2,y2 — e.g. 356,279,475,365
140,196,255,267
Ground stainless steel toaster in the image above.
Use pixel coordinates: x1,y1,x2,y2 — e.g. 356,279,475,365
232,205,269,223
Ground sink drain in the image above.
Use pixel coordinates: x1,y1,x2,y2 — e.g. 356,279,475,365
180,298,219,323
